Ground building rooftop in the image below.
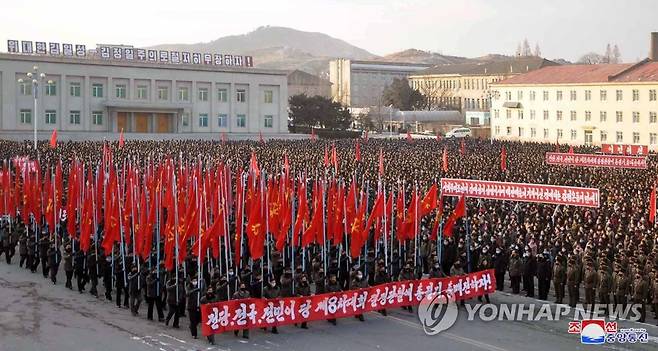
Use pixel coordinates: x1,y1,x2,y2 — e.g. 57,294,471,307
0,52,288,76
494,60,658,85
287,69,332,86
411,57,556,77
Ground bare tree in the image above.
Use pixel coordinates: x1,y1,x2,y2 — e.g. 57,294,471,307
577,52,606,64
516,43,522,57
534,43,542,57
522,39,532,56
416,80,453,111
612,44,621,63
603,43,612,63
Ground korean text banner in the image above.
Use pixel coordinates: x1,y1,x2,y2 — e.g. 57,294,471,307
201,269,495,336
440,178,600,208
545,152,647,169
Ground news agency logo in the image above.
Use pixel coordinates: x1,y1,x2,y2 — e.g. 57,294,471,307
568,320,649,345
417,292,459,335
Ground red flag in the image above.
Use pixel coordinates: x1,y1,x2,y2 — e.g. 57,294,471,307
460,139,465,155
568,146,574,154
292,179,308,245
395,188,406,242
49,129,57,148
331,143,339,173
249,151,260,178
430,196,444,241
500,145,507,172
419,184,438,217
442,147,448,172
80,180,94,253
378,148,384,176
118,128,125,148
349,192,368,258
234,171,245,267
355,141,361,162
650,187,656,223
443,196,466,237
406,131,413,143
246,183,265,259
283,152,290,180
302,181,323,247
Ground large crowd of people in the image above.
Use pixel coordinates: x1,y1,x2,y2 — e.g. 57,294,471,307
0,137,657,346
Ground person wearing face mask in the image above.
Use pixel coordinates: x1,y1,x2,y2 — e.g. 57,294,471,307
296,274,311,329
165,276,181,328
536,253,552,301
350,270,367,320
522,250,536,298
508,251,522,294
326,274,342,325
493,247,507,291
399,263,415,312
263,278,281,334
429,261,444,278
186,276,202,338
146,269,164,321
200,288,217,345
232,283,250,339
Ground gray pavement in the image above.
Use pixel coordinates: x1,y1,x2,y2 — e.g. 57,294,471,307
1,261,657,351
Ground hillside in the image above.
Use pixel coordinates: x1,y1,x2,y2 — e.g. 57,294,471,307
380,49,471,65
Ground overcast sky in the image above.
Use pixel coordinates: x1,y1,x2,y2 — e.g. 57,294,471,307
1,0,656,62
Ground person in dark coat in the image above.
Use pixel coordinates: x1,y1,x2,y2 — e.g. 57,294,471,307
74,249,87,293
522,251,536,298
350,271,368,320
40,235,50,278
102,255,113,301
146,269,164,321
63,245,74,289
200,288,217,345
263,278,281,333
493,247,508,291
536,253,552,300
325,274,341,325
47,244,61,284
128,266,143,316
18,233,28,268
296,275,311,329
186,277,202,338
232,282,251,339
165,276,181,328
87,249,99,297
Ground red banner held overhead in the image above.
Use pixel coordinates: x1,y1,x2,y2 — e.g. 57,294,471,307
601,144,648,156
545,152,647,169
440,178,600,208
201,269,496,336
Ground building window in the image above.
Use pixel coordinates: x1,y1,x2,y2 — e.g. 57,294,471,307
570,90,577,101
115,84,126,99
650,89,656,101
517,110,523,120
530,128,536,138
178,87,189,101
616,90,623,101
199,113,209,127
495,126,500,135
137,85,148,100
530,110,536,120
570,111,576,121
92,84,103,98
264,115,273,128
633,132,640,144
70,82,81,97
543,110,549,120
506,110,511,119
218,114,227,128
600,131,607,142
632,89,639,101
557,129,563,139
542,91,549,101
585,111,591,121
198,88,209,102
529,91,536,101
616,131,623,143
600,111,607,122
633,112,640,123
600,90,607,101
570,129,577,140
517,91,523,100
19,81,32,96
556,91,563,101
615,111,623,123
19,109,32,124
236,89,246,103
506,127,512,136
218,89,228,102
45,110,56,124
585,90,591,101
543,129,549,138
181,113,189,127
518,127,524,137
651,112,657,123
92,111,103,125
494,110,499,119
237,114,247,128
69,110,80,125
45,81,56,96
556,111,563,121
157,87,168,100
651,133,657,145
264,90,273,104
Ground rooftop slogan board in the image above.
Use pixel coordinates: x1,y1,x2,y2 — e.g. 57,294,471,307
6,40,254,68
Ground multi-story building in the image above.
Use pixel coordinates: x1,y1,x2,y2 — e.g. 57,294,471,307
408,57,556,125
0,51,289,138
490,33,658,148
329,59,431,108
287,70,332,98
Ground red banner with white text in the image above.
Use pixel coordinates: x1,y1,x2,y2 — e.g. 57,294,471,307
440,178,600,208
545,152,647,169
201,269,496,336
601,144,648,156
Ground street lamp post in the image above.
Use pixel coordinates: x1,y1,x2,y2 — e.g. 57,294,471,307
18,66,49,150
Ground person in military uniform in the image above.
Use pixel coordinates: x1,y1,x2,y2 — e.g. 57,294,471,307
536,253,552,301
583,260,598,312
567,256,580,307
263,277,281,333
651,267,658,325
232,282,251,339
597,262,612,314
612,263,629,309
63,245,74,289
632,272,649,323
552,259,566,304
326,274,342,325
508,251,522,294
18,232,28,268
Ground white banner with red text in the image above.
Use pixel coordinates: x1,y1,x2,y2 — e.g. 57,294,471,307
201,269,495,336
440,178,600,208
545,152,647,169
